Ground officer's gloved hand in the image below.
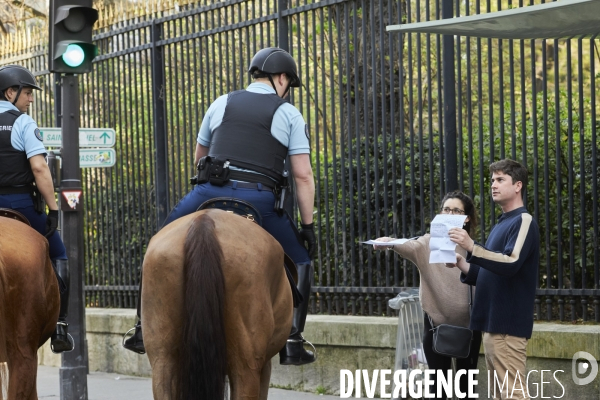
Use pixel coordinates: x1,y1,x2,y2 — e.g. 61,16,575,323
300,223,316,258
45,210,59,238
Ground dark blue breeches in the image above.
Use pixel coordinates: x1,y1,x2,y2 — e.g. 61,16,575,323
163,182,311,265
0,193,67,260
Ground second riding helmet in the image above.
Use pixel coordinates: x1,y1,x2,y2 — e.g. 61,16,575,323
248,48,300,87
0,65,42,93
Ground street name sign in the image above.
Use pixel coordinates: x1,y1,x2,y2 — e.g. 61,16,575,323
79,149,116,168
40,127,116,148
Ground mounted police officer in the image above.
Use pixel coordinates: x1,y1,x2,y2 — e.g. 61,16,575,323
0,65,73,353
124,47,317,366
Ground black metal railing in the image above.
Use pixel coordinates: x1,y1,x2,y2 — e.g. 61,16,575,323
2,0,598,321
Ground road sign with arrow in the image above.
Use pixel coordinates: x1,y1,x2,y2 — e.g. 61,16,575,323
40,127,116,148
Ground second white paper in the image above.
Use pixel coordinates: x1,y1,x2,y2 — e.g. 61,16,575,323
429,214,468,263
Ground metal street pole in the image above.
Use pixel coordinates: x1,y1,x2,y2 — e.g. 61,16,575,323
442,0,459,192
151,20,169,227
59,73,88,399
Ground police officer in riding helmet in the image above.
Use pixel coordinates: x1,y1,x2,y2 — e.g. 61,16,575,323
0,65,73,353
124,47,317,366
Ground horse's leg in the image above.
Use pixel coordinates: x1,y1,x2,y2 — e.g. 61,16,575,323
150,361,178,400
7,351,37,400
142,231,186,400
6,233,58,400
227,324,267,400
10,294,45,400
259,359,272,400
229,368,262,400
145,276,182,400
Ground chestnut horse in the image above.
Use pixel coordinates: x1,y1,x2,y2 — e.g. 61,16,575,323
142,209,293,400
0,215,60,399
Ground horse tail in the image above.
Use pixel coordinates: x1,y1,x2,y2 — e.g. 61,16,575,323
176,212,227,400
0,257,8,394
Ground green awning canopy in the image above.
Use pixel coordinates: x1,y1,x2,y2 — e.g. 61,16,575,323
387,0,600,40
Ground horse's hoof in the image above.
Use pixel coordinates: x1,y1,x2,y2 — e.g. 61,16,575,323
122,326,146,354
279,338,317,366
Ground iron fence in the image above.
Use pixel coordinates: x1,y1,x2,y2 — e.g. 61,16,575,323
2,0,599,321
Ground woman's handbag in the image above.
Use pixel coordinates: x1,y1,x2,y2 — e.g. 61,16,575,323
428,286,473,359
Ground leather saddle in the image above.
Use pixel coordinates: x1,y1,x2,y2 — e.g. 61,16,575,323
0,208,30,226
197,197,302,306
198,197,263,226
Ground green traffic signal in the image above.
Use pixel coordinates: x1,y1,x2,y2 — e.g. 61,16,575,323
62,44,85,67
49,3,98,74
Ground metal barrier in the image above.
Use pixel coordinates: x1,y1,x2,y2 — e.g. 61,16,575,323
389,291,427,399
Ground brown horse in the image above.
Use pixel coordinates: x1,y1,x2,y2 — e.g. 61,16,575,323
0,216,60,399
142,209,293,400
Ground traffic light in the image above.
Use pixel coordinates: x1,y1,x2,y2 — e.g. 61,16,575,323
49,0,98,74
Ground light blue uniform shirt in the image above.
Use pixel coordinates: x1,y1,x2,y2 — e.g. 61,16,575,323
197,83,310,156
0,100,46,159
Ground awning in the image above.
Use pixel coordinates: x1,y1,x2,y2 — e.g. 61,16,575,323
387,0,600,40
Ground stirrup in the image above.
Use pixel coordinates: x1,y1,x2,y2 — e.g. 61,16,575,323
50,323,75,354
122,326,146,354
123,325,137,343
280,337,317,366
288,338,318,362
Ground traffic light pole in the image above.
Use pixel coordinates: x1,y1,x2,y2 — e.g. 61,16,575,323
59,73,88,399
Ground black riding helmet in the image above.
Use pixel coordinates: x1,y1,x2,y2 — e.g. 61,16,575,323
248,48,300,95
0,65,42,106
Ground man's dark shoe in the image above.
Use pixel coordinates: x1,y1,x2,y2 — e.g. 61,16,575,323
123,323,145,354
50,321,74,354
279,337,316,366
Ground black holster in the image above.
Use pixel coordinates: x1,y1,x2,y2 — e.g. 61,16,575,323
195,156,210,184
274,171,290,215
194,156,231,186
32,184,45,213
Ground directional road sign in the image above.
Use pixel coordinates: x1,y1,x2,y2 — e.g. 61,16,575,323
40,127,116,147
79,148,116,168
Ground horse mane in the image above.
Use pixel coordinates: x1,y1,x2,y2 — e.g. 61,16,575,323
176,212,227,400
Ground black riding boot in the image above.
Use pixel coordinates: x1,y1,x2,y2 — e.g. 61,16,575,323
279,262,316,366
51,259,74,353
123,278,145,354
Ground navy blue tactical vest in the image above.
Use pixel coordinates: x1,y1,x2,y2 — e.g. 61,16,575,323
209,90,288,183
0,110,34,187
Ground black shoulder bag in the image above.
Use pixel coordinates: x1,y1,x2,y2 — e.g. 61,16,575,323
428,286,473,359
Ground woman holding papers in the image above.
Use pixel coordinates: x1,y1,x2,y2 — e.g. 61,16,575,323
374,190,482,399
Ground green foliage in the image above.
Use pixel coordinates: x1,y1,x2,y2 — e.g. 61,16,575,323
466,89,600,291
314,90,599,299
314,130,442,288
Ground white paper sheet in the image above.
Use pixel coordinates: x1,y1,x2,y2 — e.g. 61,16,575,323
429,214,468,263
362,238,411,246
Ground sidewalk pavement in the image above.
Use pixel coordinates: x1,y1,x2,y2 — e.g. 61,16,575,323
37,365,344,399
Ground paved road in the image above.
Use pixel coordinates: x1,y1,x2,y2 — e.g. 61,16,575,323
37,365,343,399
